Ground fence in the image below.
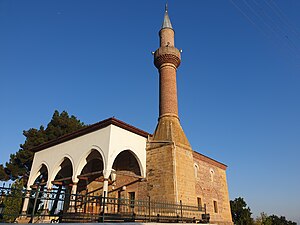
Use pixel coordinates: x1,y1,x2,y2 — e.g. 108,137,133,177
0,184,209,223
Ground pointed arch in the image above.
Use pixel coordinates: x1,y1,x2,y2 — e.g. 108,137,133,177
28,162,49,186
75,145,106,181
111,149,143,176
49,154,74,184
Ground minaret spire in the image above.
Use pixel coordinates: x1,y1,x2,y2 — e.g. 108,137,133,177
162,2,173,29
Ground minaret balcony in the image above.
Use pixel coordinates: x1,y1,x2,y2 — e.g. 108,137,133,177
154,46,181,69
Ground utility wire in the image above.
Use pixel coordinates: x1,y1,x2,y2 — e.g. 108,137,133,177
267,0,300,39
251,0,300,58
229,0,268,37
229,0,300,63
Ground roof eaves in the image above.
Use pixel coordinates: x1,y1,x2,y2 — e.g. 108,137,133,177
193,151,228,170
31,117,150,153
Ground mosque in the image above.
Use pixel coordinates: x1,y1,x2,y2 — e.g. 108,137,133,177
22,5,233,225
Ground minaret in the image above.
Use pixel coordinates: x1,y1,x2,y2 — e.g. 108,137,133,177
156,4,179,118
146,4,197,205
152,4,190,146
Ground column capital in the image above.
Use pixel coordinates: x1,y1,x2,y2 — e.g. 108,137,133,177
103,169,111,179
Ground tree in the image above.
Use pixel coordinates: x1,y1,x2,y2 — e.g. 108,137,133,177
0,164,9,181
2,179,24,223
267,215,297,225
230,197,254,225
254,212,297,225
254,212,272,225
0,110,86,183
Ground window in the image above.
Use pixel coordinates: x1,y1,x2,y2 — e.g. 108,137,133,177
213,200,218,213
210,168,215,182
129,192,135,208
194,163,199,178
197,197,202,210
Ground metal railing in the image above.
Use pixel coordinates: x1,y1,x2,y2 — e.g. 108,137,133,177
0,184,209,223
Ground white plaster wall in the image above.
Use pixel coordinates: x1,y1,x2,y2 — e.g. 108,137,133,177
107,124,147,177
28,124,147,188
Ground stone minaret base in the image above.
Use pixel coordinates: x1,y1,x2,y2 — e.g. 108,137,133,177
146,116,197,205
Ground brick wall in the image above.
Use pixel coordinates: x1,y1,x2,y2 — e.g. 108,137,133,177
193,152,233,225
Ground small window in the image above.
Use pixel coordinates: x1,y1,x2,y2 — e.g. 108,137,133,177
213,200,218,213
129,192,135,208
197,197,202,210
194,163,199,178
210,168,215,182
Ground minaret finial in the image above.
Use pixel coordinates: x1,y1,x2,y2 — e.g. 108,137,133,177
161,2,173,29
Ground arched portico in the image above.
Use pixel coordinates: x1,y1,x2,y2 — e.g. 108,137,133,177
25,118,148,216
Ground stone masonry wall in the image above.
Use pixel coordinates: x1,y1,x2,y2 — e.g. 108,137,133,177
174,145,197,205
193,152,233,225
146,144,176,202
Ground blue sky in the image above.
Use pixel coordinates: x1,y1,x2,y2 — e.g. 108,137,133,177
0,0,299,223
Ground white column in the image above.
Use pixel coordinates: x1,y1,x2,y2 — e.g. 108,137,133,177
68,182,78,212
43,183,53,213
68,176,79,212
102,170,111,213
102,170,111,197
22,172,40,216
21,188,31,215
71,182,78,195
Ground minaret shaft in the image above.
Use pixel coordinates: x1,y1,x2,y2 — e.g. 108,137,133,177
159,64,178,117
155,26,181,118
160,28,174,47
